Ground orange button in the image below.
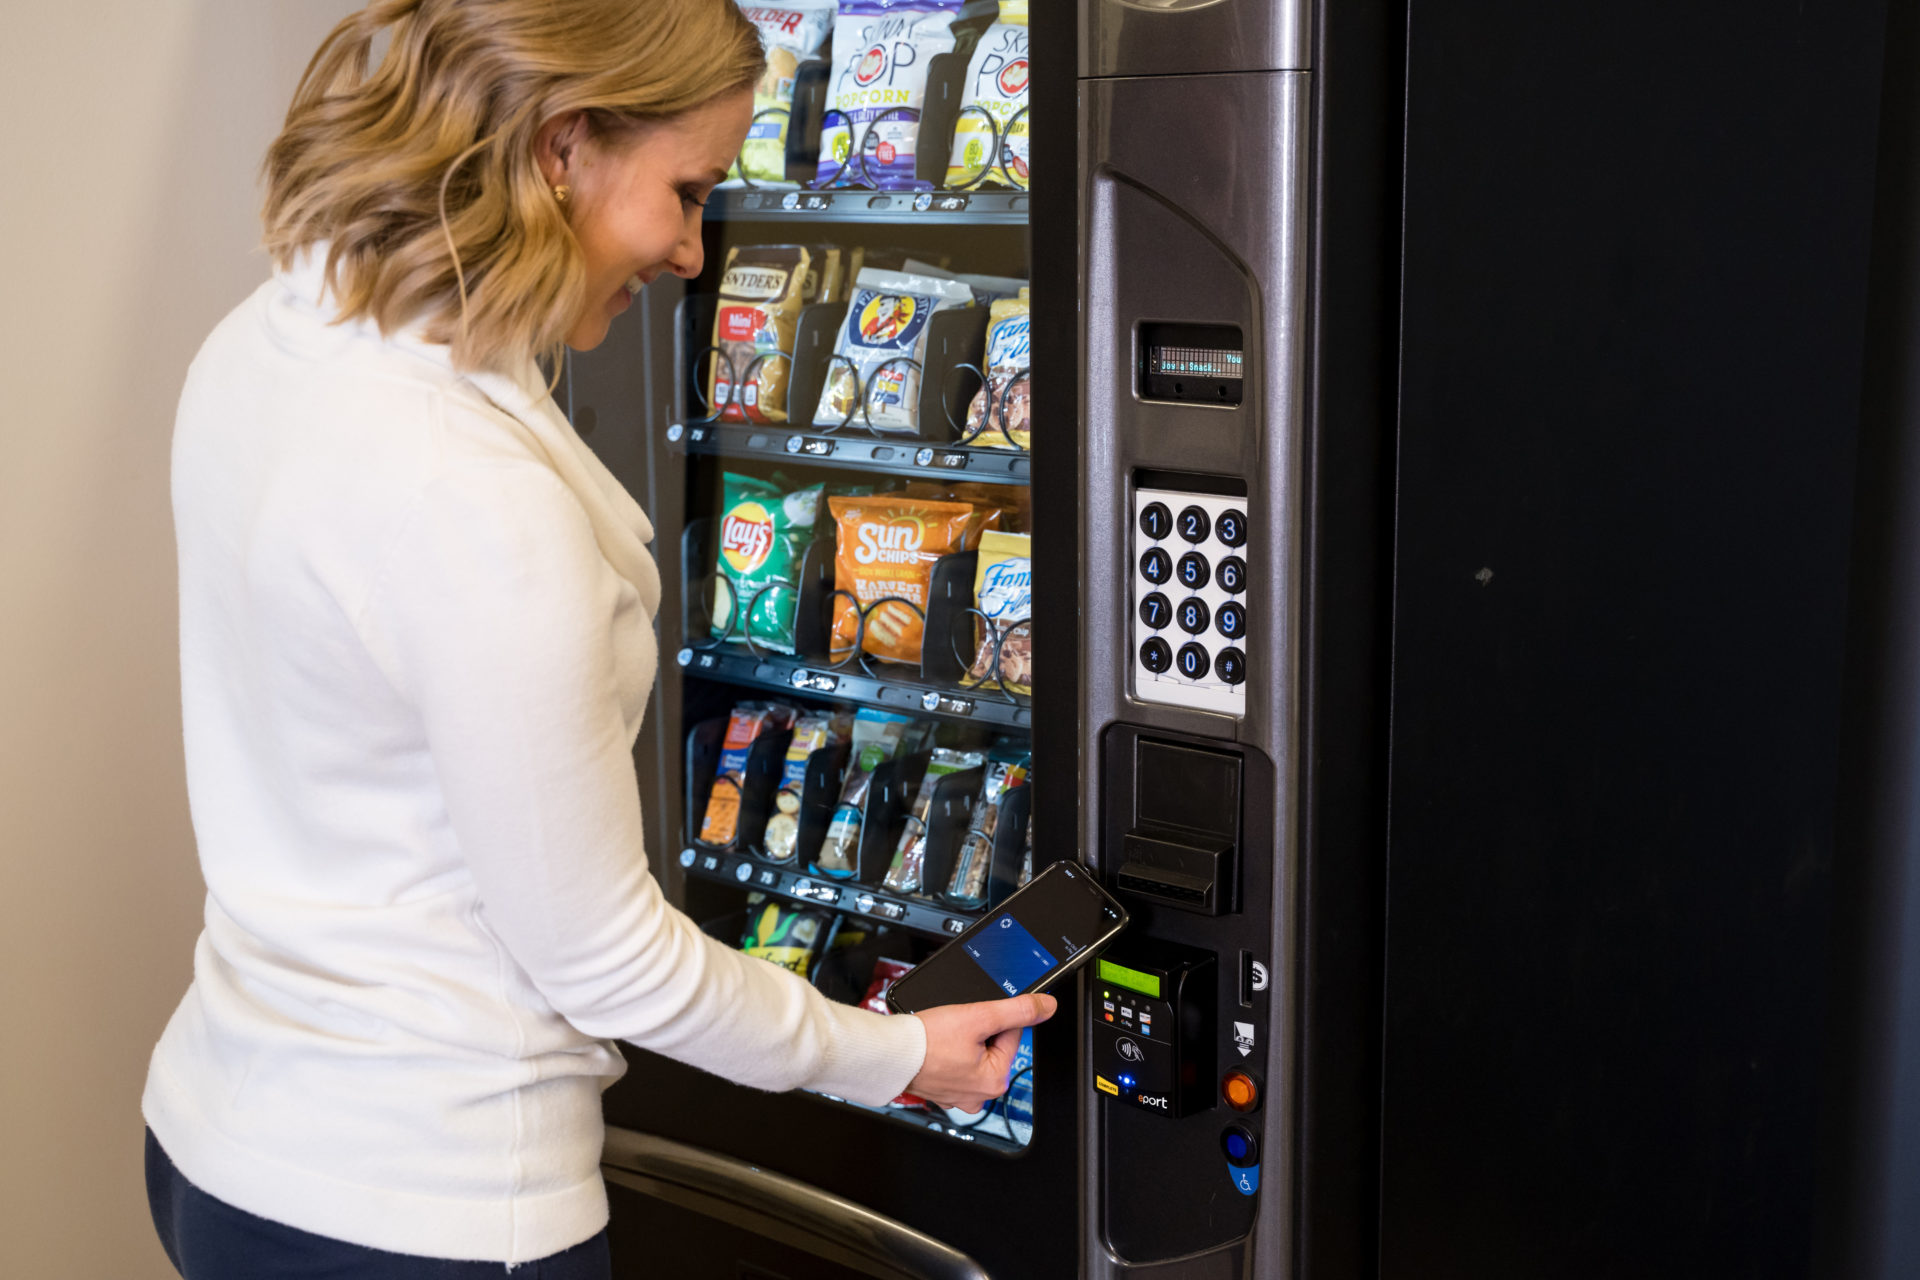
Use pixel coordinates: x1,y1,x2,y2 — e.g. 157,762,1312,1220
1222,1070,1259,1112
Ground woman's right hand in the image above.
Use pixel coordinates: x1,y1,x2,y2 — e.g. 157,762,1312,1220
907,994,1058,1113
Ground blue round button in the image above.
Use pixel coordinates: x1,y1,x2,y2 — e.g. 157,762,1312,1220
1226,1133,1248,1160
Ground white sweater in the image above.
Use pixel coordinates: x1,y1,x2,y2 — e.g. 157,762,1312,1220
142,252,926,1265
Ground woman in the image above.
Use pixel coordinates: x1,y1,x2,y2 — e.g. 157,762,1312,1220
141,2,1054,1276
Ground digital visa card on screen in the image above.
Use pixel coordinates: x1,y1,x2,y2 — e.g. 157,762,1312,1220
962,916,1061,996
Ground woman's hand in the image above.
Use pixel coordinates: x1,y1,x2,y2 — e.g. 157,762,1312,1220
908,994,1058,1113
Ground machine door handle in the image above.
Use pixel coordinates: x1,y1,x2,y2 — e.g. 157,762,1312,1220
601,1126,991,1280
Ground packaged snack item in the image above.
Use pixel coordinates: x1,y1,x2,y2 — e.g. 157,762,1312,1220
860,957,933,1107
881,747,985,893
954,271,1028,306
741,897,830,975
963,290,1030,449
828,494,983,664
964,531,1031,694
815,709,914,875
761,710,852,863
710,246,812,424
818,0,966,190
944,745,1028,905
1016,821,1033,887
801,245,847,305
731,2,836,187
813,268,973,433
944,13,1029,189
712,473,825,653
698,703,796,846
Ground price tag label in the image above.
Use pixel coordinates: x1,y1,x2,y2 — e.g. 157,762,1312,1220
788,191,833,213
789,669,839,694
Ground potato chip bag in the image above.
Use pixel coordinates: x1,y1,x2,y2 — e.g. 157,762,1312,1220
730,2,836,187
711,246,811,424
741,898,830,975
828,494,982,664
712,473,824,653
945,18,1029,189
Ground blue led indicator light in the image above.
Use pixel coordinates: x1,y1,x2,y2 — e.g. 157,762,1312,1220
1226,1134,1248,1160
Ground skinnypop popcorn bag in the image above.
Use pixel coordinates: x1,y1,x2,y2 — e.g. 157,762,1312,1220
945,5,1029,189
817,0,966,189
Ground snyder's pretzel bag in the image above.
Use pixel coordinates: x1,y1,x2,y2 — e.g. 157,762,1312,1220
945,12,1030,190
728,2,835,187
964,291,1030,450
828,494,982,665
698,703,795,846
712,473,823,653
710,246,810,424
817,0,965,190
813,268,972,433
964,531,1031,694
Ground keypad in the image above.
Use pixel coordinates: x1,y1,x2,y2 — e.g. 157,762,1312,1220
1132,486,1250,715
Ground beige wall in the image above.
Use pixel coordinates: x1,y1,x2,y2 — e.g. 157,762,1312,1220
0,3,358,1274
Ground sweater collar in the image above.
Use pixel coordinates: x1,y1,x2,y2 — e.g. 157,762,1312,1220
274,246,661,619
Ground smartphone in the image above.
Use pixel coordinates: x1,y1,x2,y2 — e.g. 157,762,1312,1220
885,861,1130,1014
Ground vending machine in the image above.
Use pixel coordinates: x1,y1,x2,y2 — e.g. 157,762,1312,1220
563,0,1393,1275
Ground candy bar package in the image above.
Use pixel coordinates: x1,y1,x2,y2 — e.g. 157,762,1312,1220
881,747,985,893
740,896,830,976
710,246,811,424
698,702,796,846
817,0,966,190
944,8,1029,190
813,268,972,433
729,1,836,187
963,290,1030,449
859,957,933,1108
828,494,985,665
964,531,1031,694
761,710,852,863
712,473,824,652
815,708,914,875
943,744,1028,905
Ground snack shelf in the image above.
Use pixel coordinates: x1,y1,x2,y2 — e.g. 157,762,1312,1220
804,1088,1029,1156
677,843,979,940
676,643,1032,731
709,188,1028,225
666,421,1030,484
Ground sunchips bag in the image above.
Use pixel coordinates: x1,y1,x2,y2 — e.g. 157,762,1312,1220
817,0,965,189
712,473,824,653
828,494,983,664
813,268,972,433
711,246,811,424
731,1,836,187
945,12,1029,189
964,531,1031,694
963,290,1030,449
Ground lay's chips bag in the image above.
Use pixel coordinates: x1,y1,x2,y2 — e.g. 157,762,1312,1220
712,473,824,653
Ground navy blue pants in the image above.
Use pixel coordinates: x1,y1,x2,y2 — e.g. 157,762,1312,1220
145,1129,612,1279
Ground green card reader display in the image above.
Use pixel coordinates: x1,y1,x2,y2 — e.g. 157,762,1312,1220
1092,941,1215,1117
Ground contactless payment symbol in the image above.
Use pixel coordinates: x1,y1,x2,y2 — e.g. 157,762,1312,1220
1117,1037,1145,1063
1233,1021,1256,1058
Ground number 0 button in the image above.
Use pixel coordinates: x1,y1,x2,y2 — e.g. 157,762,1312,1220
1216,509,1248,548
1176,643,1211,680
1139,502,1172,540
1178,506,1212,544
1140,547,1172,585
1176,552,1211,590
1216,601,1247,641
1140,637,1172,674
1139,592,1171,630
1215,647,1247,685
1217,556,1247,595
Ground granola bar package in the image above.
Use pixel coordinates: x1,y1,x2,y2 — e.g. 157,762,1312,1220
943,744,1028,906
881,747,985,893
761,710,852,863
963,290,1030,449
710,246,811,424
944,13,1029,189
964,531,1031,695
698,702,796,846
731,2,836,187
828,494,982,665
815,708,914,875
812,268,972,433
817,0,965,190
712,473,824,653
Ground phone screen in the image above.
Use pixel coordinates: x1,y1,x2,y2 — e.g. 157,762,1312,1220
887,863,1129,1013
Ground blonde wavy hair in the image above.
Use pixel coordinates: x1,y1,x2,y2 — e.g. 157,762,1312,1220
265,0,763,372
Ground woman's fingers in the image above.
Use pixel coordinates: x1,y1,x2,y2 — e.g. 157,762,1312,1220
907,992,1058,1113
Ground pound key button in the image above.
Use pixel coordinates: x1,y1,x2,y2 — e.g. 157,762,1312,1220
1140,547,1173,586
1140,637,1173,674
1215,647,1247,686
1139,502,1173,541
1176,643,1211,681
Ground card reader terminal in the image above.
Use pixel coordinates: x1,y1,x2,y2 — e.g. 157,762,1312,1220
1091,941,1215,1117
